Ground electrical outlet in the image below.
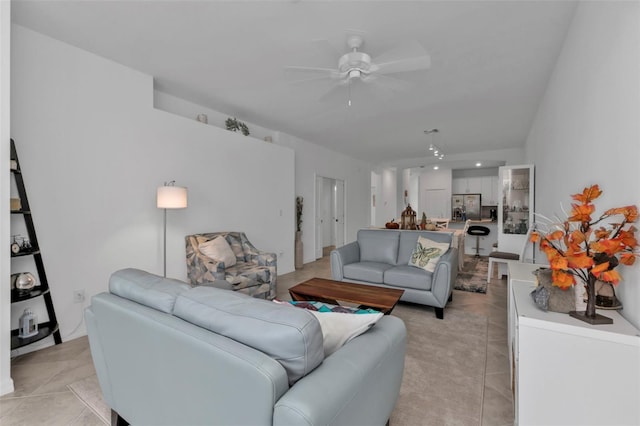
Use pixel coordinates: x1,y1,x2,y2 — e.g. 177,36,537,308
73,289,85,303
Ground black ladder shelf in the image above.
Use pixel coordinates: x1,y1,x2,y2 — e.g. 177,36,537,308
10,139,61,350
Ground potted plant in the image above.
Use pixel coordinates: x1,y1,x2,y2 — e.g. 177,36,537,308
295,196,304,269
225,117,250,136
531,184,638,324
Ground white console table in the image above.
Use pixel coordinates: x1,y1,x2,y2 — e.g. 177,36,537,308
508,261,640,426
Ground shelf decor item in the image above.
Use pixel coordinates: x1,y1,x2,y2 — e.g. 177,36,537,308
400,204,417,230
10,197,21,211
11,272,37,292
531,184,638,325
225,117,250,136
18,308,38,338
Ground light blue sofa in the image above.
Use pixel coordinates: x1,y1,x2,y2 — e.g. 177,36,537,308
85,268,407,426
331,229,458,319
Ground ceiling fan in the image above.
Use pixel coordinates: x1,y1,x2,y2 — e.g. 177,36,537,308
285,33,431,104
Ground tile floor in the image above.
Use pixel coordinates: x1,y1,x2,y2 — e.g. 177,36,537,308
0,254,514,425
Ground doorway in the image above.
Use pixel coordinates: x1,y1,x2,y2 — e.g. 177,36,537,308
315,176,346,259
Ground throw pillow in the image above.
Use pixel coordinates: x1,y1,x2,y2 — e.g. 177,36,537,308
199,236,237,267
408,236,450,272
275,300,383,356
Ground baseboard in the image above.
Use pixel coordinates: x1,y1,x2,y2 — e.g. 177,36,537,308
0,377,15,396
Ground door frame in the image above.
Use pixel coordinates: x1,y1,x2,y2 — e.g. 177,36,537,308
315,174,346,259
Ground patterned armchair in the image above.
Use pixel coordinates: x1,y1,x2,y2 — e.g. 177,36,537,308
186,232,277,299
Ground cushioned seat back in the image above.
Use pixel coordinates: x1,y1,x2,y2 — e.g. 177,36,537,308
398,231,453,266
173,286,324,385
224,232,247,262
357,229,400,265
188,232,247,263
109,268,190,313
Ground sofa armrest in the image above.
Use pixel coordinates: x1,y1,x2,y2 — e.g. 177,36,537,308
330,241,360,281
430,247,459,306
247,248,278,268
274,315,406,426
241,239,277,299
87,294,290,426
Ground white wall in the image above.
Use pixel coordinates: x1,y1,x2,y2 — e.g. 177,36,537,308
0,0,15,396
525,2,640,328
9,25,295,353
376,168,398,227
154,90,278,144
418,168,453,219
276,133,371,260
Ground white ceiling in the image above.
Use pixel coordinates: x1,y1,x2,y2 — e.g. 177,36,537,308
11,0,577,169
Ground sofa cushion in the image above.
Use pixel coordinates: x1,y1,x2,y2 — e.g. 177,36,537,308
398,230,453,266
275,300,383,356
343,261,393,283
408,236,450,272
173,286,324,385
199,236,237,267
109,268,190,314
357,229,399,265
384,265,433,291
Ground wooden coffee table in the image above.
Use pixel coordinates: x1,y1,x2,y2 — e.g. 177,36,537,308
288,278,404,315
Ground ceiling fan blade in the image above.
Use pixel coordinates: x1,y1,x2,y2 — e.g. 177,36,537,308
284,66,342,84
318,81,350,104
364,74,412,93
372,40,431,75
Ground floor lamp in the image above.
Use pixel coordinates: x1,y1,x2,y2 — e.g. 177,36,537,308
157,181,188,277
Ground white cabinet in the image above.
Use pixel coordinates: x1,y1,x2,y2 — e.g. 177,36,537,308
508,262,640,426
454,175,499,206
480,176,498,205
452,178,466,195
452,177,482,194
498,165,534,254
467,178,481,194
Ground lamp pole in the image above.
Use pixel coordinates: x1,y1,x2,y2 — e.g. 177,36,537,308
157,181,188,278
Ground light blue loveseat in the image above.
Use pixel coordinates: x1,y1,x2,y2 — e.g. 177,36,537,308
331,229,458,319
86,268,407,426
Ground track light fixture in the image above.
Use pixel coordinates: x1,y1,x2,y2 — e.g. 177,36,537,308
424,128,444,159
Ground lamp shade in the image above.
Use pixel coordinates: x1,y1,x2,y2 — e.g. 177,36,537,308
157,185,188,209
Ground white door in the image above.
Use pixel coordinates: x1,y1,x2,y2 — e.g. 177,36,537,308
370,185,376,226
322,178,333,248
334,179,345,248
315,176,324,259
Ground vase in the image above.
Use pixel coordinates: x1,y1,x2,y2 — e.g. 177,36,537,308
295,231,303,270
569,274,613,325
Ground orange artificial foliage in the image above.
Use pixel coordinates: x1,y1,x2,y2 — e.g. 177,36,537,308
552,270,575,289
568,203,596,223
571,185,603,204
620,252,636,266
531,185,639,290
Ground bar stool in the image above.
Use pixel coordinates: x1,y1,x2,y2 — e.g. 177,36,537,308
467,225,490,257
